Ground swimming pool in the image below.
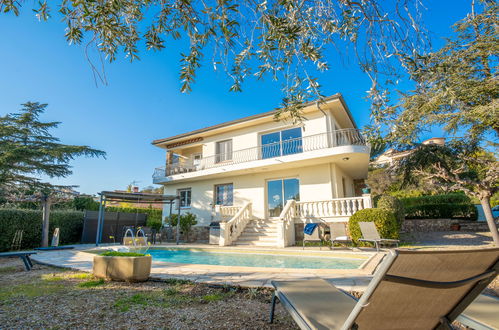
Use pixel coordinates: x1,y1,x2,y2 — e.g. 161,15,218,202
146,248,366,269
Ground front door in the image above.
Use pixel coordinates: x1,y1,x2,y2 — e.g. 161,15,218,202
267,178,300,217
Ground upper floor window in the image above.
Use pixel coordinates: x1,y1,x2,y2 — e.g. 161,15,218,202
261,127,302,159
215,183,233,206
216,139,232,163
178,188,191,208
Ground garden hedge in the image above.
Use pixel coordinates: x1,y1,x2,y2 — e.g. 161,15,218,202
105,206,163,231
0,209,84,252
348,208,399,244
400,193,477,220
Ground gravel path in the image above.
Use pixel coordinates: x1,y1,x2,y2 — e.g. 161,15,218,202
401,231,495,250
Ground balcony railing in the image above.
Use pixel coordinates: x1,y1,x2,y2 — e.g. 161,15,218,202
153,128,366,180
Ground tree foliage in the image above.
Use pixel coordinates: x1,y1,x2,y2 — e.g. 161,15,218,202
0,102,106,193
378,2,498,146
0,0,428,120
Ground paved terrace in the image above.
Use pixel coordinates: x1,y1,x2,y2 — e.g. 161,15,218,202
31,244,383,293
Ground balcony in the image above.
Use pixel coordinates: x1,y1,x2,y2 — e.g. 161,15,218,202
153,128,367,183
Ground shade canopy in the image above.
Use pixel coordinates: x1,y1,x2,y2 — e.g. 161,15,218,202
99,191,177,204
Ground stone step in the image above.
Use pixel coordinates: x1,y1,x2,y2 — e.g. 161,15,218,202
237,235,277,242
234,241,277,247
242,227,278,233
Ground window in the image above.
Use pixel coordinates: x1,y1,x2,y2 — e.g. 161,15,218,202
261,127,302,159
216,140,232,163
178,188,191,208
214,184,233,206
193,153,202,167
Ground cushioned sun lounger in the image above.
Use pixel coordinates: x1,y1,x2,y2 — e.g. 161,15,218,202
456,294,499,330
328,223,353,248
358,221,399,251
270,248,499,330
0,251,37,271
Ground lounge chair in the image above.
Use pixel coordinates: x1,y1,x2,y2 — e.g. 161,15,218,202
328,223,352,248
269,248,499,330
358,221,399,251
456,293,499,329
303,224,322,250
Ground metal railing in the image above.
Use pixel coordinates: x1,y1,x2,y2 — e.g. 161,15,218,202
153,128,366,180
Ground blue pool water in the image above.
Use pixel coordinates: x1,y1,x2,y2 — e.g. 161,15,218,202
147,248,365,269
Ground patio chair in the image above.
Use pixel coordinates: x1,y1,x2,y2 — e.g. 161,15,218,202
328,223,353,248
269,247,499,330
358,221,399,251
303,224,323,250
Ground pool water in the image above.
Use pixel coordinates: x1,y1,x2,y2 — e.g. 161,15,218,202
147,248,365,269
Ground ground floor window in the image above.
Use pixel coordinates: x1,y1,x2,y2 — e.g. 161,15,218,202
267,178,300,217
215,183,233,206
178,188,191,208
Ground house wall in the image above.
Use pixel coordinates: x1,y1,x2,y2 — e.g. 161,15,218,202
162,161,355,226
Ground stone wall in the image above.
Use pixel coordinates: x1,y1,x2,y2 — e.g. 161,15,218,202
401,219,492,233
163,226,210,243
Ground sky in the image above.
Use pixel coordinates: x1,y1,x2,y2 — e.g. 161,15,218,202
0,1,473,195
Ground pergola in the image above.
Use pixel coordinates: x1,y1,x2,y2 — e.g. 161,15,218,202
95,191,180,246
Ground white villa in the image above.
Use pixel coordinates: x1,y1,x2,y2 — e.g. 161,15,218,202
152,94,372,247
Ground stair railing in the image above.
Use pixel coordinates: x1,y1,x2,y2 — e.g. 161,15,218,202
219,202,252,246
277,200,297,248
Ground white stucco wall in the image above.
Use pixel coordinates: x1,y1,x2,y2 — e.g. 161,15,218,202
162,161,354,226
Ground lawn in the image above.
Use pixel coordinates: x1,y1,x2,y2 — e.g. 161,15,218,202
0,258,298,329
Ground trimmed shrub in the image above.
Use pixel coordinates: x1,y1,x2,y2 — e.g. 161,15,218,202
404,204,477,220
348,208,399,244
105,206,163,230
377,195,405,227
170,212,198,241
400,193,477,220
400,193,471,207
0,209,84,252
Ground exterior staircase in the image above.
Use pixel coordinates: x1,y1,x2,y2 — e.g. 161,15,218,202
233,218,279,247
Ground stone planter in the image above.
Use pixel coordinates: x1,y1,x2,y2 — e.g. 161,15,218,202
93,255,151,282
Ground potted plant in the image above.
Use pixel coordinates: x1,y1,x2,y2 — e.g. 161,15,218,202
93,251,151,282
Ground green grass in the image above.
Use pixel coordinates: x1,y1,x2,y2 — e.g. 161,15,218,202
77,279,105,288
163,278,192,285
100,251,147,257
66,273,93,280
0,266,18,274
0,282,67,301
201,293,225,302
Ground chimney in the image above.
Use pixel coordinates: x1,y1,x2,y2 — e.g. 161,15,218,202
133,186,139,193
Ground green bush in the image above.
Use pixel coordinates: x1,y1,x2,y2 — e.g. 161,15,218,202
106,206,163,230
404,204,477,220
377,195,405,227
348,208,399,244
0,209,84,252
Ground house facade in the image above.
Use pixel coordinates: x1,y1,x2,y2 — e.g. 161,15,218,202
152,94,371,247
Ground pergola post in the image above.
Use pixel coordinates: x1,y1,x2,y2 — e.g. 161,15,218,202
95,194,106,246
176,195,181,245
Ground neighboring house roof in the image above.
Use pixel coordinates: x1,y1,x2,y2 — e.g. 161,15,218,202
152,93,357,147
371,137,446,165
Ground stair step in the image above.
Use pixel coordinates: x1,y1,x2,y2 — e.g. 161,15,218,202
243,227,277,233
237,236,276,243
234,241,277,247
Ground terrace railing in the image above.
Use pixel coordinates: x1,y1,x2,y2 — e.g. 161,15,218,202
295,196,373,218
153,128,366,180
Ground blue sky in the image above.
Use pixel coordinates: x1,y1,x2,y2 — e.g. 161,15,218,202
0,1,472,195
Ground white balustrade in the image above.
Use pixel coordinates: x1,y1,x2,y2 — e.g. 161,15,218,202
219,202,252,246
277,200,297,248
219,205,240,221
295,195,372,219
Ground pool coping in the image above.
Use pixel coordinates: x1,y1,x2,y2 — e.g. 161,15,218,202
31,243,385,291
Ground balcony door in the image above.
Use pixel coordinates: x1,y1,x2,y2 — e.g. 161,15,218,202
267,178,300,218
261,127,302,159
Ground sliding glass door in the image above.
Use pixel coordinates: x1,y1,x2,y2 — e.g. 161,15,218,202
267,178,300,217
